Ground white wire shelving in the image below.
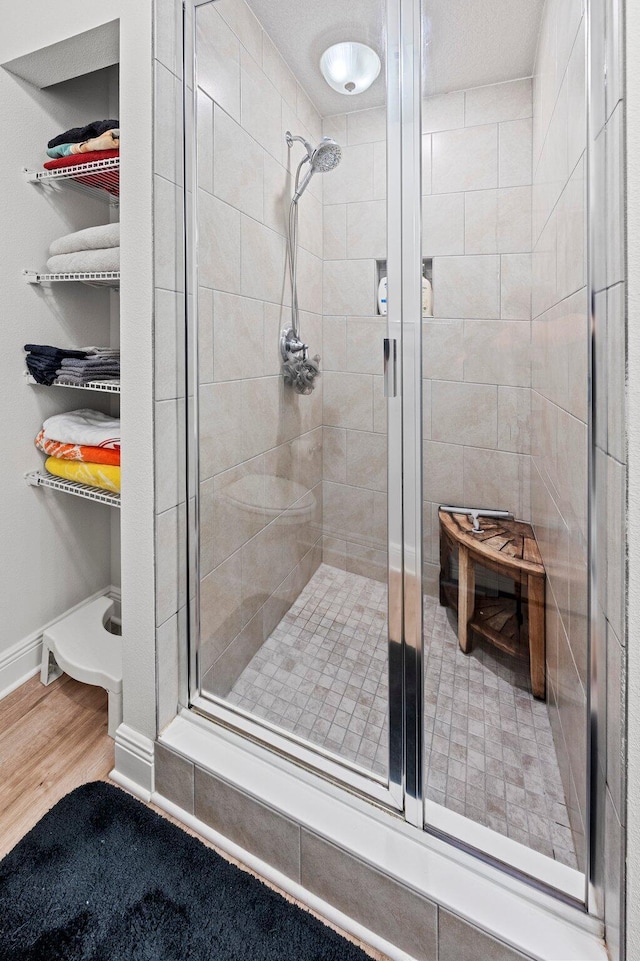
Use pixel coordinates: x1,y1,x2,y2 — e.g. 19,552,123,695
25,470,121,507
25,373,120,393
23,270,120,288
24,156,119,205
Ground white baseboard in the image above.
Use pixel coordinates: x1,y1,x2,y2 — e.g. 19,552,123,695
112,723,155,799
0,648,41,702
0,585,121,702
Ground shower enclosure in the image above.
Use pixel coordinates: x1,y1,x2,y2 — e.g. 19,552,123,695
184,0,598,909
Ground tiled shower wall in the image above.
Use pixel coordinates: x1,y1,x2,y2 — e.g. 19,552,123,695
424,80,534,591
193,0,325,696
321,78,534,590
320,107,388,583
530,0,589,870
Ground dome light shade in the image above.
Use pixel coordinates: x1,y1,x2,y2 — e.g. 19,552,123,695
320,42,381,96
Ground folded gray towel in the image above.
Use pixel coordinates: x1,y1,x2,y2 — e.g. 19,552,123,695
46,247,120,274
58,365,120,377
49,223,120,256
59,356,120,367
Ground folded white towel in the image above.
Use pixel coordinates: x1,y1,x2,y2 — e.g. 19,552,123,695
46,247,120,274
49,223,120,256
43,409,120,449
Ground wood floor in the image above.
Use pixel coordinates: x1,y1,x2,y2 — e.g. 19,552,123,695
0,673,389,961
0,673,113,859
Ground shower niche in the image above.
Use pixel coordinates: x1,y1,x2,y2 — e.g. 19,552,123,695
375,258,433,316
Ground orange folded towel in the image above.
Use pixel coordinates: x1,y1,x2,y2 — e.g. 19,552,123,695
35,429,120,467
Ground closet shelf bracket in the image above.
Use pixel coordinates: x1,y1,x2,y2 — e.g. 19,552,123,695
25,470,121,508
23,269,120,289
24,158,119,205
24,373,120,394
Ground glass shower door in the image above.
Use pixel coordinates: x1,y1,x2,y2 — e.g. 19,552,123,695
418,0,588,898
185,0,405,811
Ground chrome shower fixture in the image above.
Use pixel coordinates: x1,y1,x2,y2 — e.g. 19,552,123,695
286,132,342,202
282,132,341,394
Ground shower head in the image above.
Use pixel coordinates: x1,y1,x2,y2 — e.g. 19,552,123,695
286,132,342,202
311,138,342,173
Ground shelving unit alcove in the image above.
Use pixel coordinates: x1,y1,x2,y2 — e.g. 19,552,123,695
19,56,123,735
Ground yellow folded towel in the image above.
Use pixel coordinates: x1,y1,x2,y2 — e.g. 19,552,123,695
44,456,120,494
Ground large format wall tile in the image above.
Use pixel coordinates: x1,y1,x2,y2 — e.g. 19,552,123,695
431,381,498,448
433,255,501,319
196,4,240,122
323,259,376,316
464,187,531,255
323,143,375,205
213,105,264,220
423,193,465,256
422,91,465,133
432,125,498,193
155,744,194,813
499,118,533,187
300,831,438,961
199,191,242,294
194,768,301,880
346,200,387,260
439,911,533,961
464,78,532,127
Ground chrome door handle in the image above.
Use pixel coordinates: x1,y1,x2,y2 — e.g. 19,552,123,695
383,337,397,397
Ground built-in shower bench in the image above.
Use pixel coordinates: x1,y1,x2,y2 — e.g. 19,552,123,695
438,509,546,699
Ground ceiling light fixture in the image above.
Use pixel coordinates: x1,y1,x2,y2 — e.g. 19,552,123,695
319,42,381,96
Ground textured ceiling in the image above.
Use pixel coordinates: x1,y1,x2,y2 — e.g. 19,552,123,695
246,0,544,116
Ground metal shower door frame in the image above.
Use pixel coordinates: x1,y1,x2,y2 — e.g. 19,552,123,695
182,0,421,816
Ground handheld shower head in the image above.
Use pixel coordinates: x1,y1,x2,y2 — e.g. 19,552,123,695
310,137,342,173
286,132,342,202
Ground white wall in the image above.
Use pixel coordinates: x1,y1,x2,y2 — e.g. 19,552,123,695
0,1,122,65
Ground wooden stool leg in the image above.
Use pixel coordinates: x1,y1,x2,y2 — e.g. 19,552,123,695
528,574,546,699
458,545,475,654
439,527,451,607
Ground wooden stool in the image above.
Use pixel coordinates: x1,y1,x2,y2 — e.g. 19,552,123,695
439,510,546,699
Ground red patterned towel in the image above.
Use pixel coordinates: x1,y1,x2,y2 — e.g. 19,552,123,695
43,150,119,197
43,149,119,170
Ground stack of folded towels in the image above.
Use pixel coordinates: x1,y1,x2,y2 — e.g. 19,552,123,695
36,409,121,494
25,344,89,386
45,119,119,161
46,222,119,274
24,344,120,387
56,347,120,386
43,120,120,198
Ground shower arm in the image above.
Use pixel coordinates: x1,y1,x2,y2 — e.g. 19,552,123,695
286,131,314,159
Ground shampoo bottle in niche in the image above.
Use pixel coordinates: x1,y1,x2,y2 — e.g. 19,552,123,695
422,275,433,317
378,276,387,315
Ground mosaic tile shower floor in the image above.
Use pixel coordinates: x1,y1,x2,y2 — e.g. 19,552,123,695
227,564,577,869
